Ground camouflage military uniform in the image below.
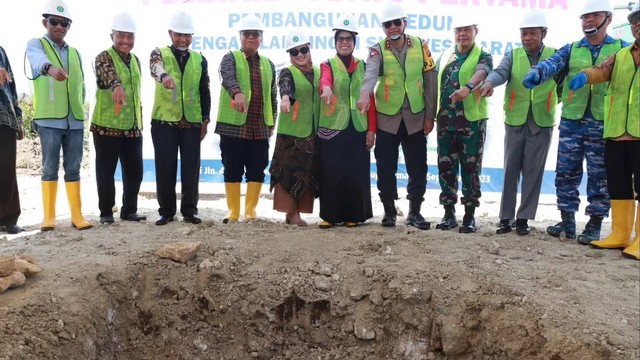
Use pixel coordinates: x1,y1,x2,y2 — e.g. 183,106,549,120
436,46,492,207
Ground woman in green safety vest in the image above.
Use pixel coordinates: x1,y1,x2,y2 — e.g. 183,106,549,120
568,3,640,260
316,13,376,229
268,31,320,226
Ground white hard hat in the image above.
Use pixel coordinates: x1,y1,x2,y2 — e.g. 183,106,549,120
285,31,310,51
112,12,136,33
629,2,640,22
453,15,478,29
579,0,612,18
238,14,265,32
43,0,72,21
380,2,407,23
333,13,359,34
169,11,194,34
520,9,548,28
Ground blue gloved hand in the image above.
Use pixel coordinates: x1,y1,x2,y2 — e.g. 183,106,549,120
569,73,587,90
522,68,541,89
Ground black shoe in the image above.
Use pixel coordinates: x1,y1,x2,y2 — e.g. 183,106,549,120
496,219,512,234
515,219,530,236
405,213,430,230
459,215,476,233
436,215,458,230
156,215,175,226
5,225,24,234
183,215,202,224
121,213,147,222
100,215,115,224
381,199,397,227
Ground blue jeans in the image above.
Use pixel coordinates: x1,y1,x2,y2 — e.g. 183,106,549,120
38,126,84,182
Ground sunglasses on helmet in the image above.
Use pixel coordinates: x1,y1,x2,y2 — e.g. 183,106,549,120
48,18,71,28
382,19,403,29
289,46,310,56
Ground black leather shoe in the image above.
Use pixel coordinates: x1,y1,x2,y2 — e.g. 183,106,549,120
405,213,430,230
100,215,115,224
5,225,24,234
121,213,147,222
183,215,202,224
459,215,476,233
496,219,512,234
156,215,175,226
436,215,458,230
515,219,530,236
381,214,396,227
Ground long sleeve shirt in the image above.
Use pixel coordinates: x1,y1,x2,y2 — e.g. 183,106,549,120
215,50,277,140
26,35,85,130
91,48,142,137
0,46,22,131
360,35,437,135
149,45,211,127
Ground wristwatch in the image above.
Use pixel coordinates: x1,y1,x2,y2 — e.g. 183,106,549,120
43,63,52,75
465,82,474,90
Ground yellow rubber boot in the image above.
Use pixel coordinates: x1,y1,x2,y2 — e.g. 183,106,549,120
65,181,93,230
40,180,58,231
622,204,640,260
223,182,241,224
592,200,635,249
245,182,262,221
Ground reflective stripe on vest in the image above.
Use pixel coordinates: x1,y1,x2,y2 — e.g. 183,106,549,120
151,47,202,123
276,65,319,138
604,47,640,138
504,46,557,127
33,38,84,120
318,57,368,132
375,35,425,115
92,48,142,130
216,51,274,126
562,41,622,121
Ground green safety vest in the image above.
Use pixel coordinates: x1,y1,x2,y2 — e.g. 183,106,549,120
276,65,320,138
318,56,368,132
92,48,142,130
562,40,622,121
603,47,639,138
437,44,488,122
504,46,557,127
375,35,425,115
33,38,84,121
151,47,203,123
216,51,274,126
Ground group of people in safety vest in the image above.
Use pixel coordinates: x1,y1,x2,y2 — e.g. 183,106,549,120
0,0,637,261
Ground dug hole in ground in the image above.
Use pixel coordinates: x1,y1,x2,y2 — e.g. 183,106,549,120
1,138,638,360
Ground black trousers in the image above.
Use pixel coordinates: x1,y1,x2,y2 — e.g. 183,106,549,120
93,133,143,217
375,122,427,202
151,124,201,217
0,125,20,226
219,135,269,183
605,139,640,201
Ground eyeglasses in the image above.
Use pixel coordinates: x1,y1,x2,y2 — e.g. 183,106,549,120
241,30,262,38
336,36,354,43
48,18,71,28
382,19,403,29
289,46,310,56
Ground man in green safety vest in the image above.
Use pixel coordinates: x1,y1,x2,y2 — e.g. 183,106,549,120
357,2,438,231
91,12,146,225
480,10,560,236
215,15,277,224
567,2,640,260
26,0,92,231
149,11,211,226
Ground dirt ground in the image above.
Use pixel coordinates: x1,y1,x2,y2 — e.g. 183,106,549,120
1,138,638,360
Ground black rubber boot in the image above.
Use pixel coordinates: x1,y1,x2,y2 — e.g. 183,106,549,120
546,211,576,239
436,205,457,230
577,215,603,245
381,199,397,227
459,206,476,233
405,199,430,230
